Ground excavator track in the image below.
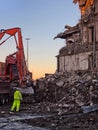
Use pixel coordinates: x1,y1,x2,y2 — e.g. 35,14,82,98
0,81,10,104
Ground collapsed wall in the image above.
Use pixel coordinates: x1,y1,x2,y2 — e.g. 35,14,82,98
54,0,98,73
33,1,98,115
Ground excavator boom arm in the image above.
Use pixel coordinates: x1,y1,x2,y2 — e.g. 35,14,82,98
0,27,28,82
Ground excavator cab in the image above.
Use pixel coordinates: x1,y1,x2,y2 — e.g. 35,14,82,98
0,27,34,103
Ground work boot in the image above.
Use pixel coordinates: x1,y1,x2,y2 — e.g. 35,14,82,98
9,111,14,114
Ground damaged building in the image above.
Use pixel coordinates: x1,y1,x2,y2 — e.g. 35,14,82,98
54,0,98,73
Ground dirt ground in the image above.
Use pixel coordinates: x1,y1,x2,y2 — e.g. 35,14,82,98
0,102,98,130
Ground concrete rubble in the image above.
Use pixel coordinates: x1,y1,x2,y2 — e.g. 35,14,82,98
34,70,98,115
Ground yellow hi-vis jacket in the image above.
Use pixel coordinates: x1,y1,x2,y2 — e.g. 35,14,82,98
14,90,23,101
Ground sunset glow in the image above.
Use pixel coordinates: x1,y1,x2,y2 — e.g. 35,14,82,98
0,0,80,80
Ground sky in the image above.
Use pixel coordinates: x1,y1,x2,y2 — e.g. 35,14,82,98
0,0,80,80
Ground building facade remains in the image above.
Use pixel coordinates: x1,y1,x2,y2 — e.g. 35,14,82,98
54,0,98,73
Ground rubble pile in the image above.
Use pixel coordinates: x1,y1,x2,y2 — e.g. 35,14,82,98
34,70,98,115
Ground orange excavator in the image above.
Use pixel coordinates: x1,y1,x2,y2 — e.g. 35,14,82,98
0,27,34,104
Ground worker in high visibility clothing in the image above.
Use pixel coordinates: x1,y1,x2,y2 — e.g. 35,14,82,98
11,88,23,112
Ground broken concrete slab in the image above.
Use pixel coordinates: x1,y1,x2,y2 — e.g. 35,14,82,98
81,103,98,113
